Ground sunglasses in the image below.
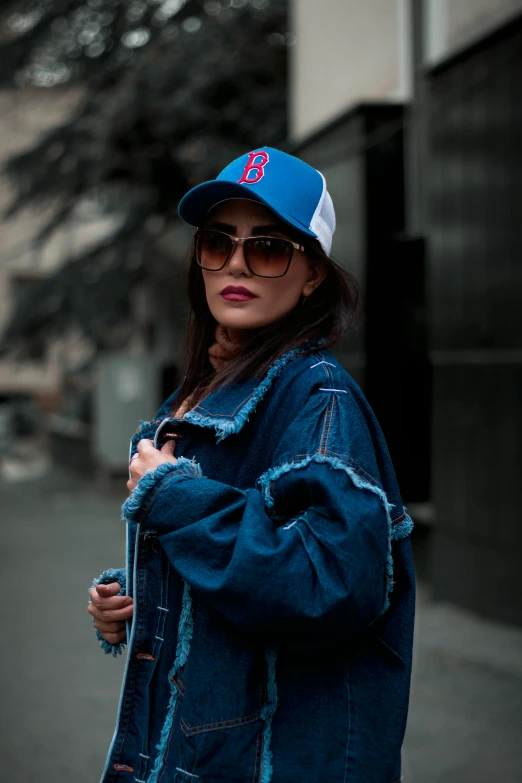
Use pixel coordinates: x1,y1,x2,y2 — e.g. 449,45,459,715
194,228,305,278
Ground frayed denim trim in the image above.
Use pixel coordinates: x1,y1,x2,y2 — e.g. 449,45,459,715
184,347,305,442
122,457,202,523
260,648,278,783
258,454,408,614
148,581,194,782
392,513,414,541
90,568,127,656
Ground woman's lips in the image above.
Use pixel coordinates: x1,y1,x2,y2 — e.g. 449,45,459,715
220,286,256,302
222,293,256,301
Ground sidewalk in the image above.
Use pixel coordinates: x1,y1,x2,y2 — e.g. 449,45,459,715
404,588,522,782
1,470,521,782
0,470,127,783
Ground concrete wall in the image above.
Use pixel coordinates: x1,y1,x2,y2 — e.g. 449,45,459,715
291,0,522,140
289,0,408,140
426,0,522,63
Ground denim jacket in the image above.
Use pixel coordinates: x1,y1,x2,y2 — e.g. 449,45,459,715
93,347,415,783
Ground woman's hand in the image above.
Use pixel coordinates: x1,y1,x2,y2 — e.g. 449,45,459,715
88,582,134,645
127,438,177,494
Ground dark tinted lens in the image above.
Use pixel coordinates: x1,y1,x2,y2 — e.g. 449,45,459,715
197,230,232,270
244,237,293,277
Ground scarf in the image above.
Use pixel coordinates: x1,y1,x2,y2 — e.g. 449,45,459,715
208,324,243,371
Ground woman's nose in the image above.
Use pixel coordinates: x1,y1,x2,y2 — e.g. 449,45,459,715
227,242,251,275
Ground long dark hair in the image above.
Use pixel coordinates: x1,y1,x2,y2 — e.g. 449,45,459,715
174,233,360,409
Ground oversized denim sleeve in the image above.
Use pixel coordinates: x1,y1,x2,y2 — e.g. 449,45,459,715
122,456,393,637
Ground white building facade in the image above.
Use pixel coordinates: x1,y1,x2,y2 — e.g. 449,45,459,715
290,0,522,141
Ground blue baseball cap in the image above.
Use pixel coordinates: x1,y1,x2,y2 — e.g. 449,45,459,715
178,147,336,255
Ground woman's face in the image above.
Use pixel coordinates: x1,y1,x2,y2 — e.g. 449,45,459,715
200,200,326,333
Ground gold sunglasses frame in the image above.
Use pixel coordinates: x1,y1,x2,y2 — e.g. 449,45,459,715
193,229,305,278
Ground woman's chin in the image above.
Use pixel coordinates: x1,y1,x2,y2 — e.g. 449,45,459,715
209,301,296,331
217,316,263,331
209,307,267,331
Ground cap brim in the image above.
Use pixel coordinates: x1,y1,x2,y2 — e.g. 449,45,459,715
178,180,318,240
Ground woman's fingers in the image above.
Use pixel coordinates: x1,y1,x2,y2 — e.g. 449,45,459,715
93,619,126,633
129,459,141,480
137,438,154,455
95,582,121,598
127,438,177,495
93,619,125,633
88,602,134,623
100,630,126,645
90,586,132,609
88,587,134,624
160,438,177,457
88,581,132,646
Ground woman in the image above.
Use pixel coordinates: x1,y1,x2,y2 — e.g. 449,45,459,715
89,148,415,783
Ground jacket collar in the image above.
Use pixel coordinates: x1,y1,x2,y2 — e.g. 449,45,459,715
183,346,305,441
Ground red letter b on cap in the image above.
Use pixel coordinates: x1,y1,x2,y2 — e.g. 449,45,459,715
237,151,269,184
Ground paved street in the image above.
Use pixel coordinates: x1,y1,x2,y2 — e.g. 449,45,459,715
1,470,521,783
404,591,522,782
0,471,127,783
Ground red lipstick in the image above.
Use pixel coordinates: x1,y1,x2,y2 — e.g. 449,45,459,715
220,285,257,302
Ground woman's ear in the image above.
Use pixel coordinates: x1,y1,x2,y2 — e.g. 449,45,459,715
302,261,328,297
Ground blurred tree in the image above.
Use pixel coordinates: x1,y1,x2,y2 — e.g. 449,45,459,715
0,0,289,354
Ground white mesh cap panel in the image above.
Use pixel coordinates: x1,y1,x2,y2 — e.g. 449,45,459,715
309,172,336,256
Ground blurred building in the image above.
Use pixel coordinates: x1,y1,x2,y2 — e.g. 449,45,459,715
290,0,522,626
0,87,131,472
0,88,72,407
0,87,122,383
0,85,191,476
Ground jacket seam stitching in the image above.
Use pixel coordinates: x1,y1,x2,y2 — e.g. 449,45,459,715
180,711,261,735
113,545,148,768
193,388,257,418
322,359,336,454
324,449,382,486
323,393,336,453
275,451,382,489
171,675,185,694
181,710,261,730
325,359,333,381
317,352,331,381
319,396,333,454
318,358,333,453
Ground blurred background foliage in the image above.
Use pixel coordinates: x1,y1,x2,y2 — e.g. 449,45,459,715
0,0,289,354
